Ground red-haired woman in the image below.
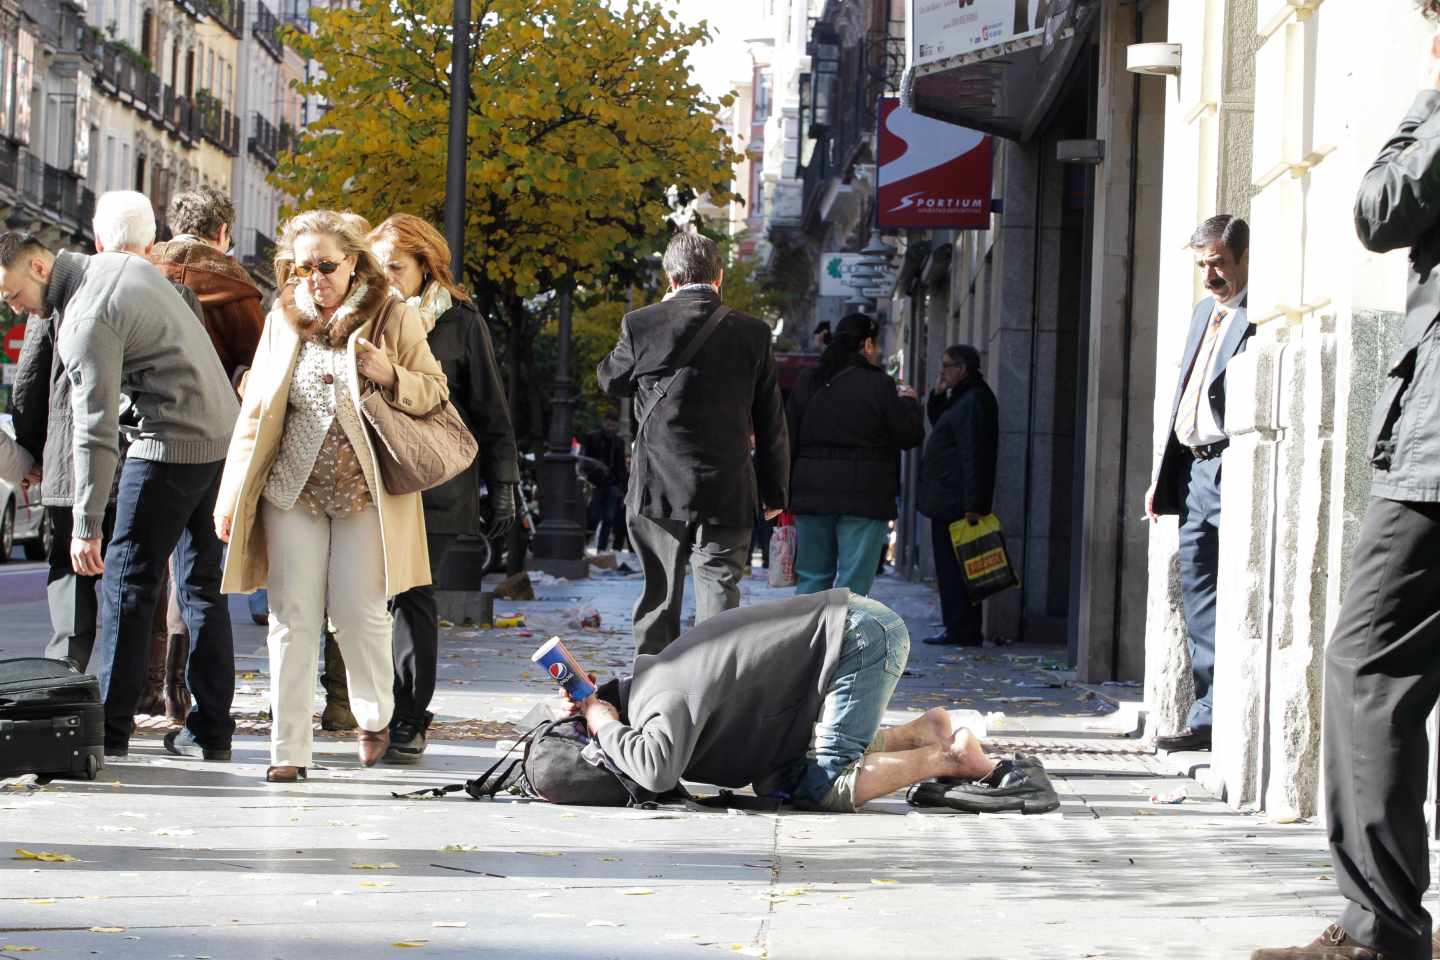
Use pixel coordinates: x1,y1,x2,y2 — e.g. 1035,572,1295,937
368,214,519,763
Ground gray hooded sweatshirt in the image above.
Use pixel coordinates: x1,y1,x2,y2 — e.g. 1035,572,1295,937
596,589,850,794
49,251,238,538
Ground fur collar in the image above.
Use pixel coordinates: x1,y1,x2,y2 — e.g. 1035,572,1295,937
281,278,391,348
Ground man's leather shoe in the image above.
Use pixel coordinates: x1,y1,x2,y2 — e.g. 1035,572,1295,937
1251,923,1382,959
921,633,983,647
357,727,390,767
1155,726,1212,752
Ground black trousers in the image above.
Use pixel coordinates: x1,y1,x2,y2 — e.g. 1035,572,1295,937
94,459,233,751
1325,497,1440,960
389,533,452,727
1177,455,1222,731
43,503,115,669
627,514,750,657
930,516,983,644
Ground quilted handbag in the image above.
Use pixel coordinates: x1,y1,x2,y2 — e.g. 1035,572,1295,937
359,298,478,495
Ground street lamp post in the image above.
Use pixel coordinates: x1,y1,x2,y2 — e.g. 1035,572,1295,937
531,284,589,577
443,0,470,273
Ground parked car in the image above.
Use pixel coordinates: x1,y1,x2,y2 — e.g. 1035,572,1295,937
0,414,48,562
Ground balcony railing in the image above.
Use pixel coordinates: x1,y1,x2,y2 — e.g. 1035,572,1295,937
43,164,81,224
17,151,44,206
244,229,276,284
278,121,298,156
254,2,283,61
143,71,164,119
0,141,18,193
206,0,245,37
249,112,279,169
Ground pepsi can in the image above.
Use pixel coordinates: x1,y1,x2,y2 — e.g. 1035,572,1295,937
531,636,596,700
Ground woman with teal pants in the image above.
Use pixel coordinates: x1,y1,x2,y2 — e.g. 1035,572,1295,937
785,313,924,596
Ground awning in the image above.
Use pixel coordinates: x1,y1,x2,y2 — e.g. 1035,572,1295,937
902,0,1100,143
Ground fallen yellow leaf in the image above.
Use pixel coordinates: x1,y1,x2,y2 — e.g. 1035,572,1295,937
24,898,56,905
392,940,428,948
0,947,39,953
870,878,898,886
351,863,400,870
14,849,76,863
359,880,394,888
89,927,125,933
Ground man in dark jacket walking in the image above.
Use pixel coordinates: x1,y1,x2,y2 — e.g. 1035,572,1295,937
597,232,789,656
581,411,628,551
1254,21,1440,960
919,345,999,647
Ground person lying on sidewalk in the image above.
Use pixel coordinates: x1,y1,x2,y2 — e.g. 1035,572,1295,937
568,588,1002,812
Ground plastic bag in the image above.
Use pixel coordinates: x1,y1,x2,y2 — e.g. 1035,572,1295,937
768,520,797,588
949,514,1020,603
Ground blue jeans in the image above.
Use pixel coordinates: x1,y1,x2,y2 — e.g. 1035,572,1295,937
793,514,889,597
790,595,910,811
95,458,235,751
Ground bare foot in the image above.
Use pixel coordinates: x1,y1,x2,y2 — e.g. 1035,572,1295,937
940,729,998,780
921,707,953,745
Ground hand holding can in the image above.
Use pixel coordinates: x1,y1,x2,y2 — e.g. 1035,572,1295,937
531,637,597,701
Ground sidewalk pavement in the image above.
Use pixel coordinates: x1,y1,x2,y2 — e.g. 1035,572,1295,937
0,557,1355,959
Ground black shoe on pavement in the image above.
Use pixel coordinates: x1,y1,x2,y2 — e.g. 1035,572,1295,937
383,715,429,765
1155,726,1212,752
908,758,1060,815
103,743,128,759
921,633,983,647
163,728,232,762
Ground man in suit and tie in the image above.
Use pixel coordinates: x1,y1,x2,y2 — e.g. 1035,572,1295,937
597,232,789,658
1145,214,1253,754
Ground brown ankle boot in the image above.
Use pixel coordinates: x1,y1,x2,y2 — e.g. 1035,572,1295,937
134,630,167,717
1251,924,1384,960
163,634,191,724
319,633,356,731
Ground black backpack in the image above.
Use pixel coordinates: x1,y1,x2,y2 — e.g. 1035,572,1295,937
395,716,663,807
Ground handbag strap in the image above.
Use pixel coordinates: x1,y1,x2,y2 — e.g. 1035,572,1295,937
633,304,732,438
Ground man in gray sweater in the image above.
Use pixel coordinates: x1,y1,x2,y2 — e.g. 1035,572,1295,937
575,590,998,811
0,233,239,761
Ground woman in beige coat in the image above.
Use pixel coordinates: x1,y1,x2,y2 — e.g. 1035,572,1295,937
214,210,448,782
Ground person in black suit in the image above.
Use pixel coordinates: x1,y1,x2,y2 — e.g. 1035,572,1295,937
1145,214,1253,754
597,232,789,657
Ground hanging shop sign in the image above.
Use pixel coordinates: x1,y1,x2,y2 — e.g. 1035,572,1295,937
909,0,1048,69
876,98,992,230
818,253,866,298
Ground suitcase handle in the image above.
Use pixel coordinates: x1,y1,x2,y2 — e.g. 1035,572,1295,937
0,715,81,734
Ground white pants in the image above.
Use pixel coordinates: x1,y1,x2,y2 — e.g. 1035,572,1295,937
262,502,394,766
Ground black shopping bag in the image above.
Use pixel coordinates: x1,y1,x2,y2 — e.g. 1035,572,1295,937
949,514,1020,604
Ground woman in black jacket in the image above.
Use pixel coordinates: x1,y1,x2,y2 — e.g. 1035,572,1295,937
369,214,520,763
785,313,923,596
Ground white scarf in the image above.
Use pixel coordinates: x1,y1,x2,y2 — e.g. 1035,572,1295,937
404,282,453,333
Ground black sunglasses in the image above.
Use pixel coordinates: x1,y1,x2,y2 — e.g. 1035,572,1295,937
294,258,344,278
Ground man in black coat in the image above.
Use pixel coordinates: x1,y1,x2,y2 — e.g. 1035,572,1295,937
1255,21,1440,959
918,345,999,647
581,411,628,551
1145,214,1253,754
597,233,789,656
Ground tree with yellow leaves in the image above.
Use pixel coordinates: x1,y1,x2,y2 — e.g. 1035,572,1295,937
277,0,737,442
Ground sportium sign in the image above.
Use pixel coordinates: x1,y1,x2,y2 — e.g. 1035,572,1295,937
876,98,992,230
909,0,1047,68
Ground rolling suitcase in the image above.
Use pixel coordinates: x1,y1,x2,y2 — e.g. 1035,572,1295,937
0,657,104,783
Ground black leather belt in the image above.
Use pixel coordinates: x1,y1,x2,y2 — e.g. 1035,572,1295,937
1190,440,1229,461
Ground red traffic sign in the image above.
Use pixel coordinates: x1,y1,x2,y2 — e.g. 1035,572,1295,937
3,321,24,363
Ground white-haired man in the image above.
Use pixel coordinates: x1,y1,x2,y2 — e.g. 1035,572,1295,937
0,208,239,763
